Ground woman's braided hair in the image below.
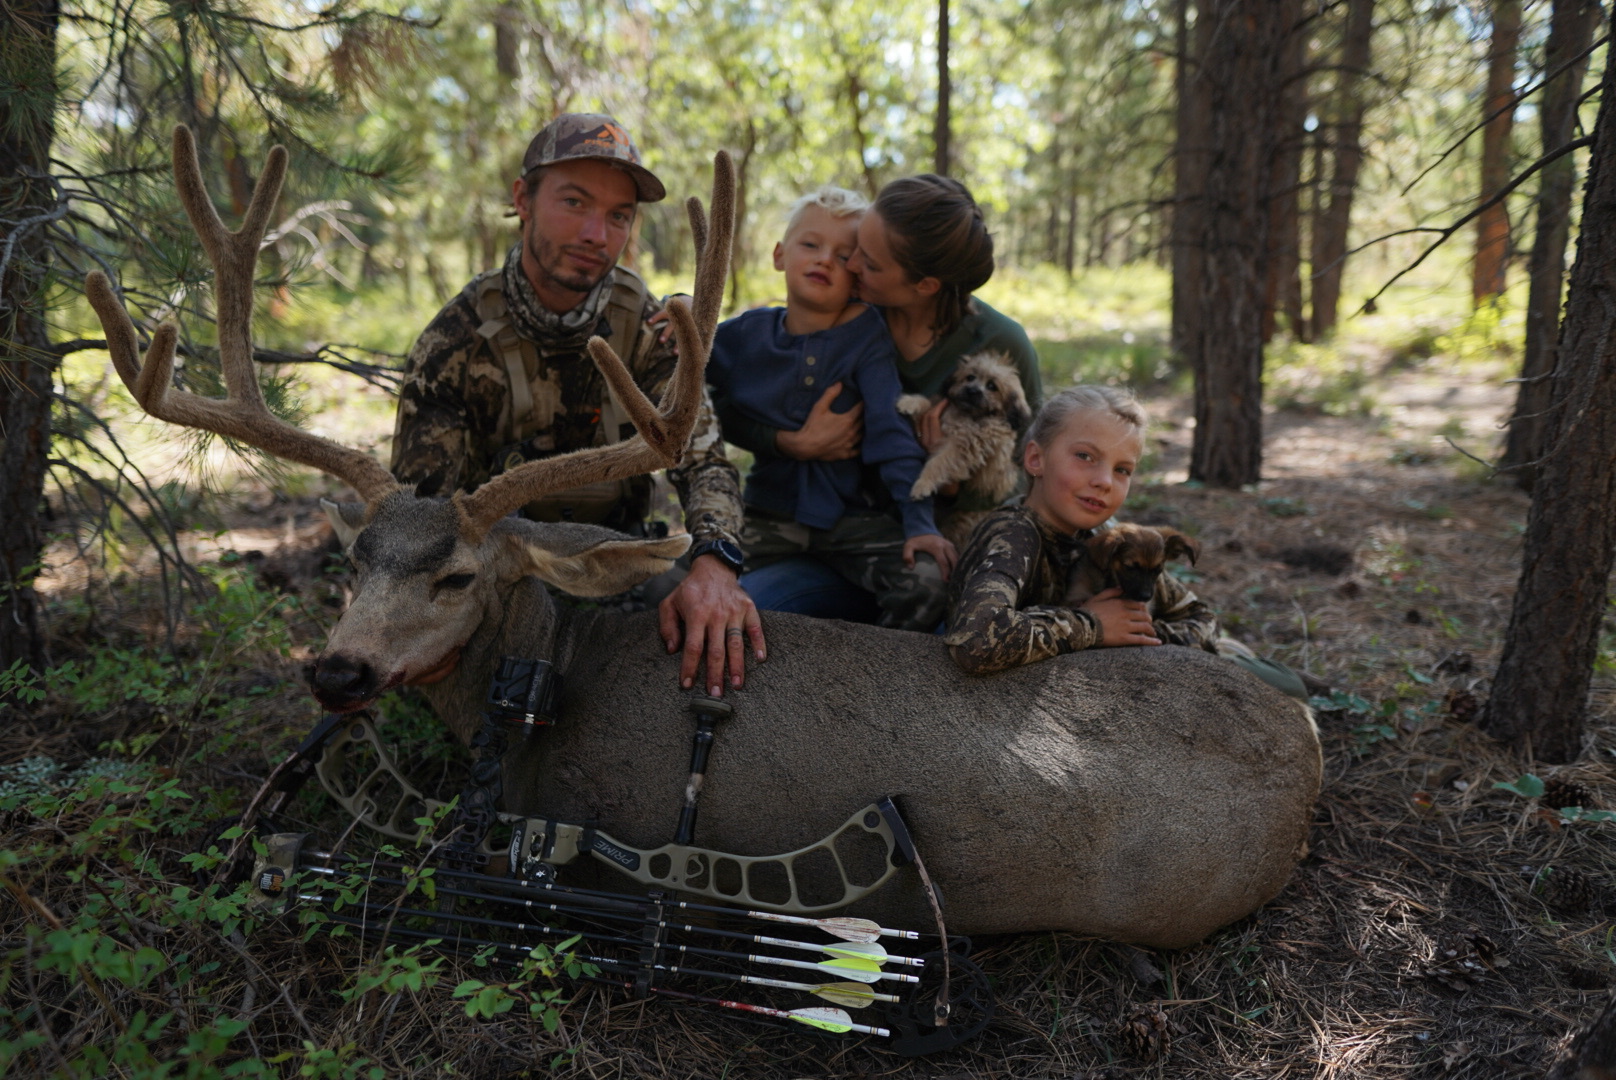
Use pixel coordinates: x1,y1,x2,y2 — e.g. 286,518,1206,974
873,174,995,340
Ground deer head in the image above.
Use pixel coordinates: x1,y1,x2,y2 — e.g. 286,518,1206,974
86,126,734,718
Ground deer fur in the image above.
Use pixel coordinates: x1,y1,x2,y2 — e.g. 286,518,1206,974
87,128,1322,948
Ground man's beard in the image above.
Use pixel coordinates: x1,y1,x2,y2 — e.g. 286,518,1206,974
528,230,613,295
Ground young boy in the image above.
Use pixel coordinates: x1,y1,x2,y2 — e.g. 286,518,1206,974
707,187,955,631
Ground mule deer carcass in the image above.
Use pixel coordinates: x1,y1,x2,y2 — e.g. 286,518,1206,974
85,128,1321,949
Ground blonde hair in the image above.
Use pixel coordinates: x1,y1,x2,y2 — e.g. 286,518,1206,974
1023,385,1148,470
784,185,869,238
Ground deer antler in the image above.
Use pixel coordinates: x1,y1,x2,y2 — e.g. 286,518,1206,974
457,149,736,538
83,126,399,503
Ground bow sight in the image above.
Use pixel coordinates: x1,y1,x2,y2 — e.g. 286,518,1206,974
233,657,994,1055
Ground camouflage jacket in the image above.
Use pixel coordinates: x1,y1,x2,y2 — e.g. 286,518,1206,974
390,266,742,546
944,502,1219,675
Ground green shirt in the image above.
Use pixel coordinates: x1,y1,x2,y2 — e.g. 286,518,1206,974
893,298,1043,407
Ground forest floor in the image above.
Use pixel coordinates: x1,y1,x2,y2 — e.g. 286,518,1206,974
4,349,1614,1079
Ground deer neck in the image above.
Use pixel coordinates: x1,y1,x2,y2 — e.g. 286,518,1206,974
420,574,562,743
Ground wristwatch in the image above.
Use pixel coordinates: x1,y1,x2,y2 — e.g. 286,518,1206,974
689,538,745,574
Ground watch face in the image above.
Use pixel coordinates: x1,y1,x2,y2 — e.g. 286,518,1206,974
699,539,744,570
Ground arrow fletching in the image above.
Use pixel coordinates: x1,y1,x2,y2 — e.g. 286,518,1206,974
816,957,884,983
819,940,887,963
789,1006,855,1033
743,911,918,942
811,981,889,1009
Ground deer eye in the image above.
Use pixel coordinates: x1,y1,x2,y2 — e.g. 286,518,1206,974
437,573,475,590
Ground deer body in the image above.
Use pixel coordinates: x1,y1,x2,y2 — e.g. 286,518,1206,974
376,547,1319,948
87,129,1320,954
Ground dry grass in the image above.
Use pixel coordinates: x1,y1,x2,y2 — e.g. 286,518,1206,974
4,360,1614,1078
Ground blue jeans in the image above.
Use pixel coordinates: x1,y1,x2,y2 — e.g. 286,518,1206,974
739,556,882,623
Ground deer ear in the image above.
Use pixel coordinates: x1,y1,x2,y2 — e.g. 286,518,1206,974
505,522,692,597
321,498,368,551
1160,528,1201,566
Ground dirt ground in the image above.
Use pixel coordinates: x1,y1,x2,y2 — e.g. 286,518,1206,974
6,357,1614,1078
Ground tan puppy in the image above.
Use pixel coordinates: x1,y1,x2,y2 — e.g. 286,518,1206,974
897,351,1032,548
1064,523,1201,608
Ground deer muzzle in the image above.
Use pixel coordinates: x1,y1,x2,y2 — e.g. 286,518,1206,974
309,654,390,713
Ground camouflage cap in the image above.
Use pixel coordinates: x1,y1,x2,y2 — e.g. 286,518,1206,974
521,113,666,203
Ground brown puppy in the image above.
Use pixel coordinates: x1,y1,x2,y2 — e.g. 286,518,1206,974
897,351,1033,548
1063,523,1201,608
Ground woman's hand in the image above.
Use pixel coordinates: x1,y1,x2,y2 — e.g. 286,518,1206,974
1081,588,1162,647
776,383,863,461
903,532,958,581
917,398,949,454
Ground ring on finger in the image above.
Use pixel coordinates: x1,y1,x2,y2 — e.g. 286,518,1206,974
725,627,744,638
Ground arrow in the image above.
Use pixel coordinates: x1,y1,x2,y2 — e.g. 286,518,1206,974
296,893,921,984
647,986,890,1037
306,851,921,943
302,864,925,967
319,913,899,1008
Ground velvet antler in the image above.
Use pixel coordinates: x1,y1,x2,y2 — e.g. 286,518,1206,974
84,126,400,503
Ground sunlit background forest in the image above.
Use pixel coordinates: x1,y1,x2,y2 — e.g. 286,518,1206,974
4,1,1616,1077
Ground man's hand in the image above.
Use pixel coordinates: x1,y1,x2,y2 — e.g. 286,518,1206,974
916,398,949,454
647,293,693,346
1081,588,1162,647
776,383,863,461
903,533,958,581
658,554,766,696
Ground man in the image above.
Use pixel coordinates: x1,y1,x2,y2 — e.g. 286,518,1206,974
391,113,762,697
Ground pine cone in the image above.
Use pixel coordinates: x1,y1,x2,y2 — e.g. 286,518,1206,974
1119,1004,1171,1063
1445,690,1480,724
1541,777,1596,811
1543,868,1597,915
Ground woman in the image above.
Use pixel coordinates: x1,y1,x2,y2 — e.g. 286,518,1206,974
722,174,1043,621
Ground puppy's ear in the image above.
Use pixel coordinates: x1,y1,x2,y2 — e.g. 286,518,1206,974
1006,393,1033,431
1159,528,1201,566
1087,529,1126,571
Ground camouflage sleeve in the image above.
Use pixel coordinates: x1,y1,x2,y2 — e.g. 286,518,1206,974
631,299,744,547
1151,571,1220,648
390,294,483,492
944,515,1102,675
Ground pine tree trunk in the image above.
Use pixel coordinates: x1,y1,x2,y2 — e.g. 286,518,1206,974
1501,0,1599,486
1170,0,1207,368
1481,49,1616,764
1544,994,1616,1078
1473,0,1522,305
0,1,60,676
1262,15,1308,345
1186,0,1300,488
1309,0,1375,339
934,0,951,176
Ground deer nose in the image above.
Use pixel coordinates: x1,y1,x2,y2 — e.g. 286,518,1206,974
310,654,377,708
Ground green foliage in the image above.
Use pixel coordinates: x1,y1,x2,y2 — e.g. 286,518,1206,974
1265,339,1378,417
1259,496,1310,518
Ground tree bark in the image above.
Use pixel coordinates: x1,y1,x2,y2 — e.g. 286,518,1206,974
1186,0,1300,488
1482,48,1616,764
0,0,60,676
1473,0,1523,306
1309,0,1375,339
1170,0,1206,368
934,0,951,176
1501,0,1600,486
1544,994,1616,1079
1261,11,1308,344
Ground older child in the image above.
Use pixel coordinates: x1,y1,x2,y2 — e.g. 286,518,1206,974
707,187,955,631
944,386,1309,698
